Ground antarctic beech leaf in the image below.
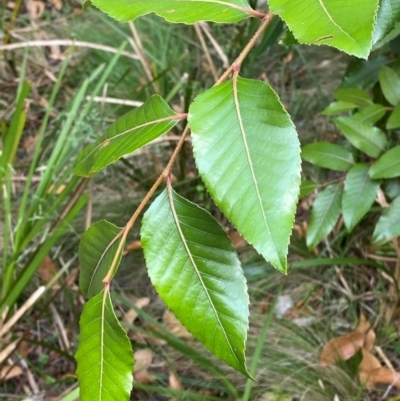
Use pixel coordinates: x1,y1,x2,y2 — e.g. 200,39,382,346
342,164,379,232
76,291,133,401
141,188,251,377
90,0,252,24
74,95,180,176
189,77,301,273
268,0,379,58
306,184,342,249
372,195,400,243
79,220,123,299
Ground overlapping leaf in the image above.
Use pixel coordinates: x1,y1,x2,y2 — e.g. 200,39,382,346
321,101,357,116
387,104,400,129
188,77,301,273
353,104,387,124
90,0,252,23
74,95,180,176
76,292,133,401
268,0,379,58
141,189,250,376
372,195,400,243
300,179,318,199
342,164,379,232
373,0,400,44
334,116,387,158
334,88,373,107
302,142,354,171
79,220,123,299
379,66,400,106
369,146,400,179
307,184,342,249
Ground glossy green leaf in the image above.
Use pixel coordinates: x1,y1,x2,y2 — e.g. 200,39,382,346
387,104,400,129
373,0,400,44
369,146,400,179
268,0,379,58
334,116,387,158
299,179,318,199
74,95,180,176
141,188,250,377
352,104,387,124
334,88,373,107
321,101,357,116
79,220,123,299
342,163,379,232
306,184,342,249
90,0,252,23
302,142,355,171
372,195,400,242
379,66,400,106
188,77,301,273
76,291,133,401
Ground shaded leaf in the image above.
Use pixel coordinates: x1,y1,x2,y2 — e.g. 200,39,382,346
306,184,342,249
378,66,400,106
387,104,400,129
321,101,357,116
90,0,252,23
141,188,250,376
334,88,373,107
302,142,355,171
384,178,400,200
79,220,123,299
369,146,400,179
299,179,318,199
189,77,301,272
342,163,379,232
352,104,387,124
76,292,133,401
268,0,379,58
74,95,180,176
372,195,400,243
334,116,387,158
373,0,400,44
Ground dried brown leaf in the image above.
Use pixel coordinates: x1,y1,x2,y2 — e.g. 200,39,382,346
134,349,153,373
355,314,376,352
163,310,192,339
0,365,23,381
39,256,57,283
228,230,247,250
122,297,150,324
169,371,183,390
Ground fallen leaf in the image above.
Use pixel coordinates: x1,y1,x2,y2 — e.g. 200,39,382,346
169,370,183,390
134,369,157,384
123,297,150,324
355,314,375,352
228,230,247,250
134,349,153,373
163,310,192,339
0,365,23,380
39,256,57,284
27,0,45,18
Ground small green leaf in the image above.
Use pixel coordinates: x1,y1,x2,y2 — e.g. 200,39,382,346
387,104,400,129
334,88,373,107
90,0,251,23
352,104,387,124
369,146,400,179
302,142,355,171
373,0,400,44
268,0,379,58
334,116,387,158
76,291,133,401
342,57,388,89
378,66,400,106
372,195,400,243
384,178,400,200
189,77,301,273
74,95,180,176
307,184,342,249
321,101,357,116
79,220,123,299
342,163,379,232
141,189,250,377
299,179,318,199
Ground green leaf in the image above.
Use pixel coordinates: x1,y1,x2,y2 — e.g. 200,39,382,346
74,95,180,176
76,291,133,401
385,178,400,200
352,104,387,124
302,142,355,171
334,116,387,158
299,179,318,199
372,195,400,242
342,163,379,232
373,0,400,44
306,184,342,249
90,0,251,23
369,146,400,179
188,77,301,273
378,66,400,106
387,104,400,129
141,188,250,377
334,88,373,107
79,220,123,299
321,101,357,116
268,0,379,58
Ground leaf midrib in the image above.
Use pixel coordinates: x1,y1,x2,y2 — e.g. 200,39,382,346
305,149,353,165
